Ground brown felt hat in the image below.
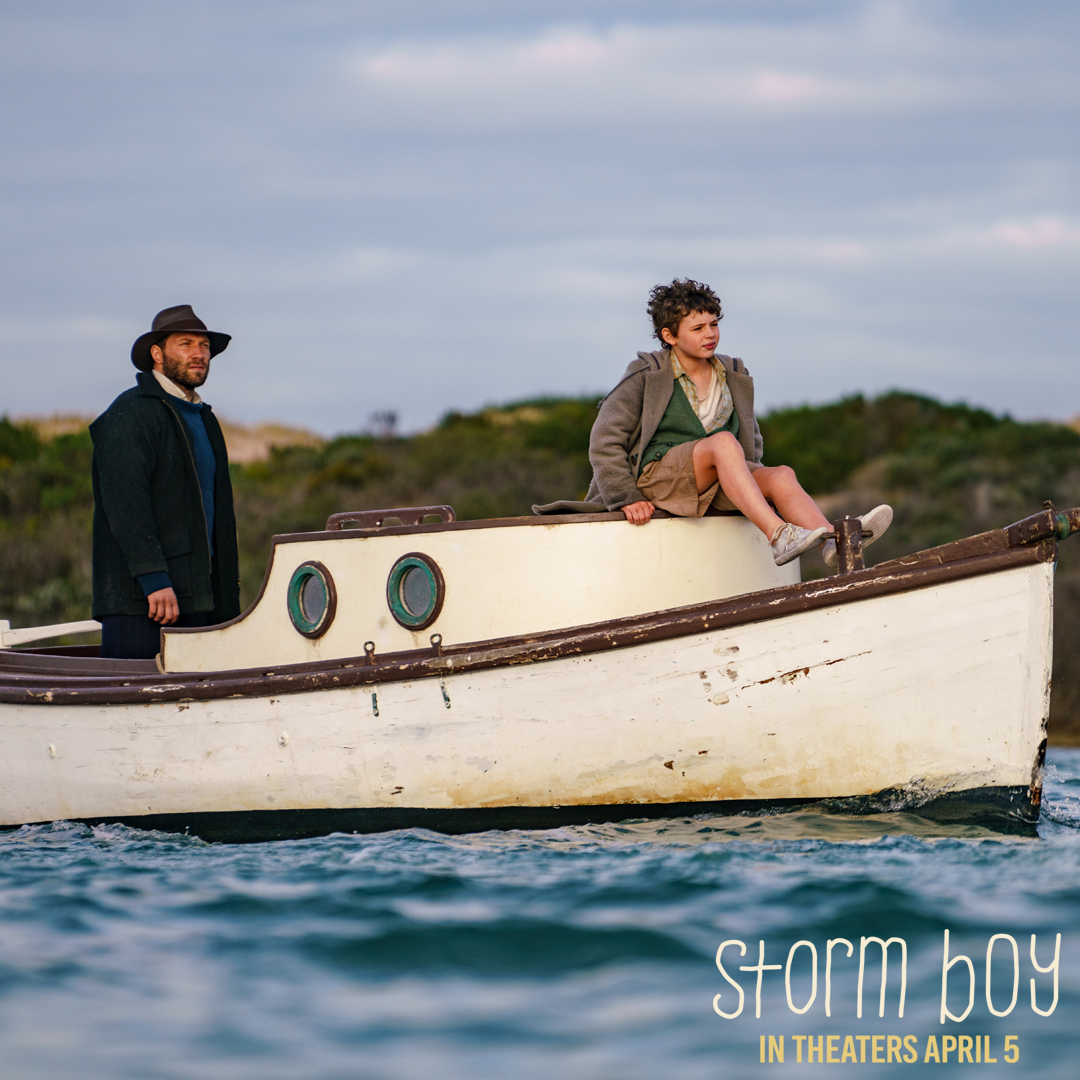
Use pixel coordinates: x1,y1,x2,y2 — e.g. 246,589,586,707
130,305,231,372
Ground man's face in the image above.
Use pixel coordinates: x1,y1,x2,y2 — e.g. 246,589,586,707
151,333,211,390
662,310,720,362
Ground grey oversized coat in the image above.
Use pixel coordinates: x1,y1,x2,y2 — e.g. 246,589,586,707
534,348,763,514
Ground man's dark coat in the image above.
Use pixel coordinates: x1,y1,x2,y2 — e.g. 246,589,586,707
89,372,240,622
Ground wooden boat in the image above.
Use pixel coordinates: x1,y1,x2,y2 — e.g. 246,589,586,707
1,503,1075,842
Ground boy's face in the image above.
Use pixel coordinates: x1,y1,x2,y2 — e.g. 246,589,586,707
661,310,720,362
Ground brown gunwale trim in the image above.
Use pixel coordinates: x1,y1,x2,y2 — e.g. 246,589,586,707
0,539,1054,706
871,507,1059,571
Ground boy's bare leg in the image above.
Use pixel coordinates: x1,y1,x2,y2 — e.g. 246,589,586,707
692,433,784,536
753,466,831,532
692,432,829,538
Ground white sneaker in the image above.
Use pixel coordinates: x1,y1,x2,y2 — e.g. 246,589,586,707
821,504,894,567
771,522,830,566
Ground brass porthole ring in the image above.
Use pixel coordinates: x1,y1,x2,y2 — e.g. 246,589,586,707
287,561,337,638
386,553,445,630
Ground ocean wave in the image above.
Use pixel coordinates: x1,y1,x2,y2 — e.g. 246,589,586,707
0,750,1076,1078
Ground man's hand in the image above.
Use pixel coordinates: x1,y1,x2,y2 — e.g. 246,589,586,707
622,500,655,525
147,587,180,625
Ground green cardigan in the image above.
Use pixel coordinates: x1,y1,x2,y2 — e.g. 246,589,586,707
89,372,240,621
639,379,739,473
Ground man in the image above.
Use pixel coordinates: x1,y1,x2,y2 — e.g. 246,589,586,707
90,305,241,659
536,279,890,566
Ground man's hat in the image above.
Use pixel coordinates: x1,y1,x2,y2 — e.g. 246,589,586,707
131,305,231,371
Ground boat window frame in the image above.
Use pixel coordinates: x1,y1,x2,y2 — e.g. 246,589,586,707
286,561,337,638
386,552,445,630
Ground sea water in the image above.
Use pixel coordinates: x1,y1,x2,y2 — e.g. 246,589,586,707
1,750,1077,1079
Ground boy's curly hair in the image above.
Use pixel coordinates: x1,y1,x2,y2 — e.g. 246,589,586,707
647,279,723,343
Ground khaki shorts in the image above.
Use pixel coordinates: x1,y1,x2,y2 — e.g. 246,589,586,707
637,438,763,516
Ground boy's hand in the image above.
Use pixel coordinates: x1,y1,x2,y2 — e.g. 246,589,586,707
622,500,655,525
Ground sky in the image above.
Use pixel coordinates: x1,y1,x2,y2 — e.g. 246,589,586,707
1,0,1078,434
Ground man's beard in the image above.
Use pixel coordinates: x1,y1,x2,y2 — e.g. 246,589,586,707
161,352,209,390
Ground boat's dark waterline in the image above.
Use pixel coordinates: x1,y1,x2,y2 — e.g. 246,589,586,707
12,784,1036,843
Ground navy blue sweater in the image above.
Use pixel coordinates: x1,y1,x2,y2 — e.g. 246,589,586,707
136,397,217,597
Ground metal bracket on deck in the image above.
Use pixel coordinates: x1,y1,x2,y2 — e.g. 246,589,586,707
832,518,866,574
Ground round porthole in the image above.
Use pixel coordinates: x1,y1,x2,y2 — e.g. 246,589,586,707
287,561,336,638
386,553,445,630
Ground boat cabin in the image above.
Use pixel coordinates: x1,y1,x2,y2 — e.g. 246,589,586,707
161,506,798,673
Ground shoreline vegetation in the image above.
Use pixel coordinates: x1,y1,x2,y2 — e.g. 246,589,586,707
3,391,1079,744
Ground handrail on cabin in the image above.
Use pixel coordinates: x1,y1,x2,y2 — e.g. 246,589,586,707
325,505,456,531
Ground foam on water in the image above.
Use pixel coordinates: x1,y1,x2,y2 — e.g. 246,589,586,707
1,750,1078,1078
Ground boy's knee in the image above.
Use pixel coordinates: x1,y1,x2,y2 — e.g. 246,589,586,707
706,431,741,455
760,464,803,496
763,464,800,492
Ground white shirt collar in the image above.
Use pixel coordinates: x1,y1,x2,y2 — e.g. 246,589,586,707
152,369,202,404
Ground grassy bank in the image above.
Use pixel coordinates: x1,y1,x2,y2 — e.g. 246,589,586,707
3,392,1079,742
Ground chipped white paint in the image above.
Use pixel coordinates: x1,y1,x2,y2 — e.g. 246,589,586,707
0,563,1052,826
161,516,798,672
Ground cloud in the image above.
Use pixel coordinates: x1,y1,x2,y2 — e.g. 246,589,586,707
348,24,867,129
1,2,1078,431
989,218,1080,249
344,14,1051,132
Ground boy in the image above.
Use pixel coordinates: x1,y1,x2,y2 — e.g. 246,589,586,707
539,279,890,567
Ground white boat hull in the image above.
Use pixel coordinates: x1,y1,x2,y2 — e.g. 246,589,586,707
0,561,1052,837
